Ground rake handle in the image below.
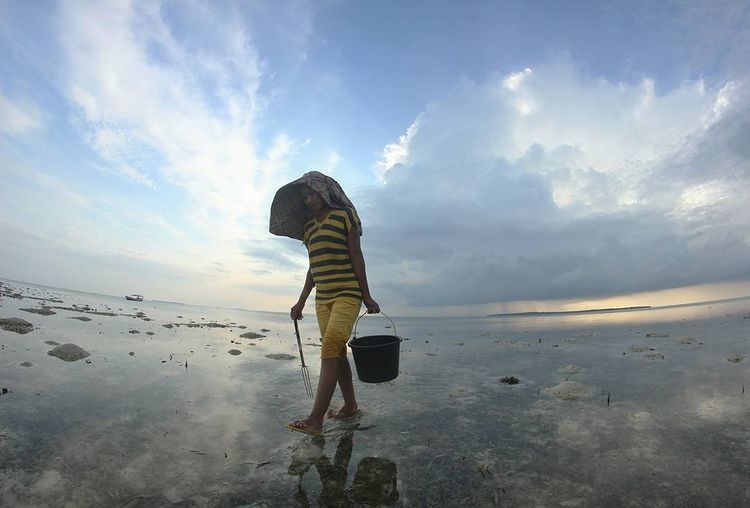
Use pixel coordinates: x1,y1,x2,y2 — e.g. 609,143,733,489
293,318,307,368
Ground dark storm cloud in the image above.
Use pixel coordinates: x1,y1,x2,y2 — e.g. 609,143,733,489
358,80,750,307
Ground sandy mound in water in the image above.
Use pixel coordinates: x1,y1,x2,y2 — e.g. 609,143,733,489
644,352,665,360
47,343,90,362
20,307,56,316
265,353,295,360
548,381,589,401
560,365,581,374
0,318,34,334
240,331,266,339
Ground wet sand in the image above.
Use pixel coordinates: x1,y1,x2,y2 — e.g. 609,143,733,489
1,279,749,506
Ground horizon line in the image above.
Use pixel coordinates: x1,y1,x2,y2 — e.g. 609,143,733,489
486,295,750,317
3,277,750,319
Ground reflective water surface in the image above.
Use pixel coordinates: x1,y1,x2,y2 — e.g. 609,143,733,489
1,280,748,506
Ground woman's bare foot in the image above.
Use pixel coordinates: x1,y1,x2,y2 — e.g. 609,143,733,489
326,404,359,419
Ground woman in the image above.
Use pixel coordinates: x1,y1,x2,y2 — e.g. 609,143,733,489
270,171,379,436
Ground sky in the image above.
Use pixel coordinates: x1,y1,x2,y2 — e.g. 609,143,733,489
1,0,750,316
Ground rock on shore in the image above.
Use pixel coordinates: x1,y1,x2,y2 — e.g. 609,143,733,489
20,307,56,316
0,318,34,334
47,343,91,362
265,353,295,360
241,331,266,339
548,381,589,401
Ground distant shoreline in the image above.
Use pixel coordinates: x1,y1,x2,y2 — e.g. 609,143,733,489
487,306,652,317
487,295,750,317
3,276,749,320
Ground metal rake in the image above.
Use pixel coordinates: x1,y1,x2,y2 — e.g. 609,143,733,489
293,319,314,398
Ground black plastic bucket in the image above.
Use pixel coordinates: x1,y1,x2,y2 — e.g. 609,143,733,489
348,312,402,383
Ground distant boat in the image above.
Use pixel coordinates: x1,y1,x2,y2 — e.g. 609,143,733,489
125,294,144,302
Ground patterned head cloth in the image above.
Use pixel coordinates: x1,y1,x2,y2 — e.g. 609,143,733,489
269,171,362,241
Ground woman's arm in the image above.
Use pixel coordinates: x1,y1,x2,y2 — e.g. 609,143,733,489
348,229,380,313
291,268,314,320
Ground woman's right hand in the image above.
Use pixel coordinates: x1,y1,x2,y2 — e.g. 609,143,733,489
291,301,305,320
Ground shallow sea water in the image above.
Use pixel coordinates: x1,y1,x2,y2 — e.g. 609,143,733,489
1,279,749,507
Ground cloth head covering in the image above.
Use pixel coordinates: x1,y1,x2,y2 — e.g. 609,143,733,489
269,171,362,241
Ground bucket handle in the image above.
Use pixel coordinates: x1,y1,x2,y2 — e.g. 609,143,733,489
353,309,397,338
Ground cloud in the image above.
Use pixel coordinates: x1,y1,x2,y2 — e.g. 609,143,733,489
242,237,305,272
90,127,156,187
32,171,89,208
365,60,750,307
0,90,43,136
378,117,420,177
51,1,324,296
59,1,297,236
324,150,341,172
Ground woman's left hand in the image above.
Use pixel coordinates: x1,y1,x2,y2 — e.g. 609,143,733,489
363,296,380,314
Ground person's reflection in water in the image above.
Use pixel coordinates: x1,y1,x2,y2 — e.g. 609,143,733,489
289,429,399,507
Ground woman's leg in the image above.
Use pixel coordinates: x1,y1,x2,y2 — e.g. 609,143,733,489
311,299,341,420
289,301,335,435
289,298,361,433
309,358,340,420
329,298,362,417
329,354,358,417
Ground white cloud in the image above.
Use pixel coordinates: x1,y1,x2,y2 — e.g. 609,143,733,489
712,80,741,118
503,67,536,116
0,90,43,136
502,67,532,91
324,150,341,172
507,62,720,178
56,1,309,286
377,116,421,176
59,2,284,220
677,181,730,214
378,57,723,199
365,60,750,308
32,171,88,208
91,127,156,187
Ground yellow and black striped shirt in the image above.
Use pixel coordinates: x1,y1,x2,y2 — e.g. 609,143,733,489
303,207,362,302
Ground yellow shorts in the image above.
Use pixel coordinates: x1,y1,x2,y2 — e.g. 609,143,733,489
316,297,362,359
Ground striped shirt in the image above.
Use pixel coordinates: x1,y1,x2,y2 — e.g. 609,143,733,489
303,207,362,302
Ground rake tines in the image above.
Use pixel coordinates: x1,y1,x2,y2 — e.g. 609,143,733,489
294,319,314,398
301,361,314,398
